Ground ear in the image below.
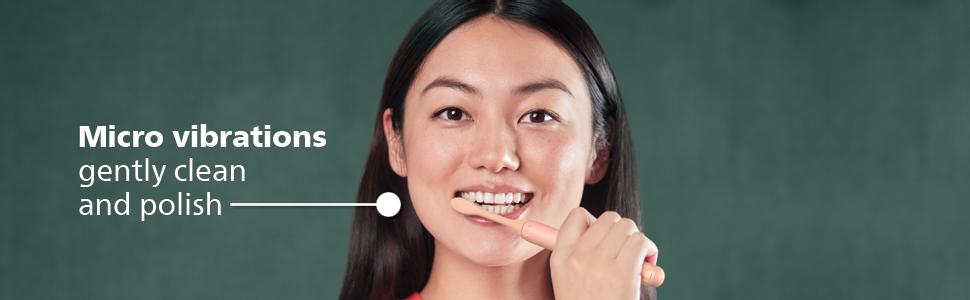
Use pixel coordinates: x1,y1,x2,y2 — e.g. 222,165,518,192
585,139,609,184
383,108,407,177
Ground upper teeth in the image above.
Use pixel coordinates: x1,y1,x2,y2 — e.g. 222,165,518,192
459,191,525,205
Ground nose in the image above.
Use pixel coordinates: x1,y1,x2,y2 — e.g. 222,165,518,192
466,121,520,173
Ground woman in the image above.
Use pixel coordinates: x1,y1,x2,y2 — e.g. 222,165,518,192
341,1,665,299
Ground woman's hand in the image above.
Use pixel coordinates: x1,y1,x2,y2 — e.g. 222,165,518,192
550,207,664,300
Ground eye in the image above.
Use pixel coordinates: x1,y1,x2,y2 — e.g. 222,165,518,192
520,110,558,124
433,107,468,121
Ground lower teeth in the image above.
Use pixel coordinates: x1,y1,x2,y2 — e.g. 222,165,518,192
477,204,520,214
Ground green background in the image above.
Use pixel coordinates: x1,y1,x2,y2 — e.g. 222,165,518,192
2,0,968,299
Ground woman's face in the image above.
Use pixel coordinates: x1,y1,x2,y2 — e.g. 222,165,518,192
385,16,606,266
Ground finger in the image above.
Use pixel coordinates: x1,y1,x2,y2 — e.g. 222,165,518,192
616,233,651,269
641,264,666,287
639,233,659,265
555,207,594,251
598,218,638,259
574,211,622,253
617,233,664,287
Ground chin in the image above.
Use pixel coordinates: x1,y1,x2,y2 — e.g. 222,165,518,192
454,237,544,267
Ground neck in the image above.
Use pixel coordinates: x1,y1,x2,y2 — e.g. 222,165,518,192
420,242,554,300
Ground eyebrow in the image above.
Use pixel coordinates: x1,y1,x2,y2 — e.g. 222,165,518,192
421,76,574,97
514,78,573,97
421,76,479,95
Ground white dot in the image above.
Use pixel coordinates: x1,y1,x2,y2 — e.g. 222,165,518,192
376,192,401,218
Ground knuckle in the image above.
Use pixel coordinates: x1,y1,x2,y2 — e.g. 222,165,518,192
600,211,621,221
646,236,660,253
568,207,588,218
630,232,647,245
617,218,637,231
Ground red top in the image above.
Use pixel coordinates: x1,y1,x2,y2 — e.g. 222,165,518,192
405,292,422,300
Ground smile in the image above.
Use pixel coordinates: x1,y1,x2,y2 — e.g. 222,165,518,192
456,191,534,215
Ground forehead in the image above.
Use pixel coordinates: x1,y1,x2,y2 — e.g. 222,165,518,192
409,15,587,97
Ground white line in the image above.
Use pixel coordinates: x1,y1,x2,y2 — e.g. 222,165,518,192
229,202,376,207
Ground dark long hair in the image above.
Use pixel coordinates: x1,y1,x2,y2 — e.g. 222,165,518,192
340,0,650,299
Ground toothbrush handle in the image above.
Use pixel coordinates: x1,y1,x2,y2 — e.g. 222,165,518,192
520,220,558,249
520,220,665,288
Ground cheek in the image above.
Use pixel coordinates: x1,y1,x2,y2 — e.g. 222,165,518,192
404,129,464,181
400,126,466,235
518,130,593,222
